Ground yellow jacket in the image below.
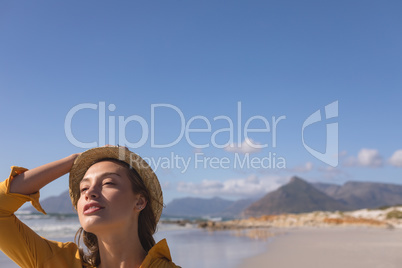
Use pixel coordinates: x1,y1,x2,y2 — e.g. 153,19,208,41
0,166,179,268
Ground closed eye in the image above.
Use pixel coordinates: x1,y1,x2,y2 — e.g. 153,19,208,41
80,187,88,193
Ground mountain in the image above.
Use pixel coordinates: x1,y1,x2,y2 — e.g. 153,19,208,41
312,182,342,197
242,177,348,217
31,191,254,218
28,190,76,214
30,178,402,218
220,198,256,218
313,181,402,209
162,197,255,218
163,197,233,218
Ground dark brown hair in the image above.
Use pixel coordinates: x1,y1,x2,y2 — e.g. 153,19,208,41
75,158,157,267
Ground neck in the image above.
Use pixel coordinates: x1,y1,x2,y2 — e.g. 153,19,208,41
96,224,147,268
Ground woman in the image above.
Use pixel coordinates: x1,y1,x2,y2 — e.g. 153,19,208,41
0,146,180,267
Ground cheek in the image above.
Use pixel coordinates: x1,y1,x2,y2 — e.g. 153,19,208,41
76,197,85,215
109,191,137,211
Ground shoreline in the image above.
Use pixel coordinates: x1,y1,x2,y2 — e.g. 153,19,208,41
1,225,269,268
4,210,402,268
237,227,402,268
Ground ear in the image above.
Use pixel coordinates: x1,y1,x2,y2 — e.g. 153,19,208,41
135,195,147,211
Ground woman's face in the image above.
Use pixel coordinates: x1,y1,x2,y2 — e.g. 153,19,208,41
77,161,144,234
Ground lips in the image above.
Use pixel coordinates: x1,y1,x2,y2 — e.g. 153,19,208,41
83,202,104,215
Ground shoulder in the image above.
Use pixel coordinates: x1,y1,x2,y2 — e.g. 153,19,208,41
28,239,85,267
140,239,181,268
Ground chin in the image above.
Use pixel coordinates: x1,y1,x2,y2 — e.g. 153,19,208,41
80,217,103,233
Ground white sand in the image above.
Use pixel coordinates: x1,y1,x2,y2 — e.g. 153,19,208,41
238,227,402,268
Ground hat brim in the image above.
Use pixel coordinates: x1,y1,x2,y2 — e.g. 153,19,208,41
69,147,163,223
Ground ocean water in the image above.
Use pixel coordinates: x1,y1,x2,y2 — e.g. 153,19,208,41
0,212,271,267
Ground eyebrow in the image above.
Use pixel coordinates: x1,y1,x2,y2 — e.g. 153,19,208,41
80,172,122,185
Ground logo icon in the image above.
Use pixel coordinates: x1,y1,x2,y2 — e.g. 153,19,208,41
302,101,338,167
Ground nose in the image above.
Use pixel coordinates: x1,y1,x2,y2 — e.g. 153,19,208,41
84,185,99,200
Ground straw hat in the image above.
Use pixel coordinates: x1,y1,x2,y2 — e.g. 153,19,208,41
69,146,163,222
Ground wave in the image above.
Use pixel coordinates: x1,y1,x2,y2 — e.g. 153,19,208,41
16,213,193,239
17,213,80,239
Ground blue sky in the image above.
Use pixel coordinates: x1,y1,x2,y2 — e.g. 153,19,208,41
1,1,401,203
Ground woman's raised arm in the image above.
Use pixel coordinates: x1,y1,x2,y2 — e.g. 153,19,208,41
9,153,80,195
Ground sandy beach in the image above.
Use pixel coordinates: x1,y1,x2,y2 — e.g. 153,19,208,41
3,226,402,267
238,227,402,268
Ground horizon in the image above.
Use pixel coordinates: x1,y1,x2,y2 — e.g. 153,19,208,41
38,175,402,205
